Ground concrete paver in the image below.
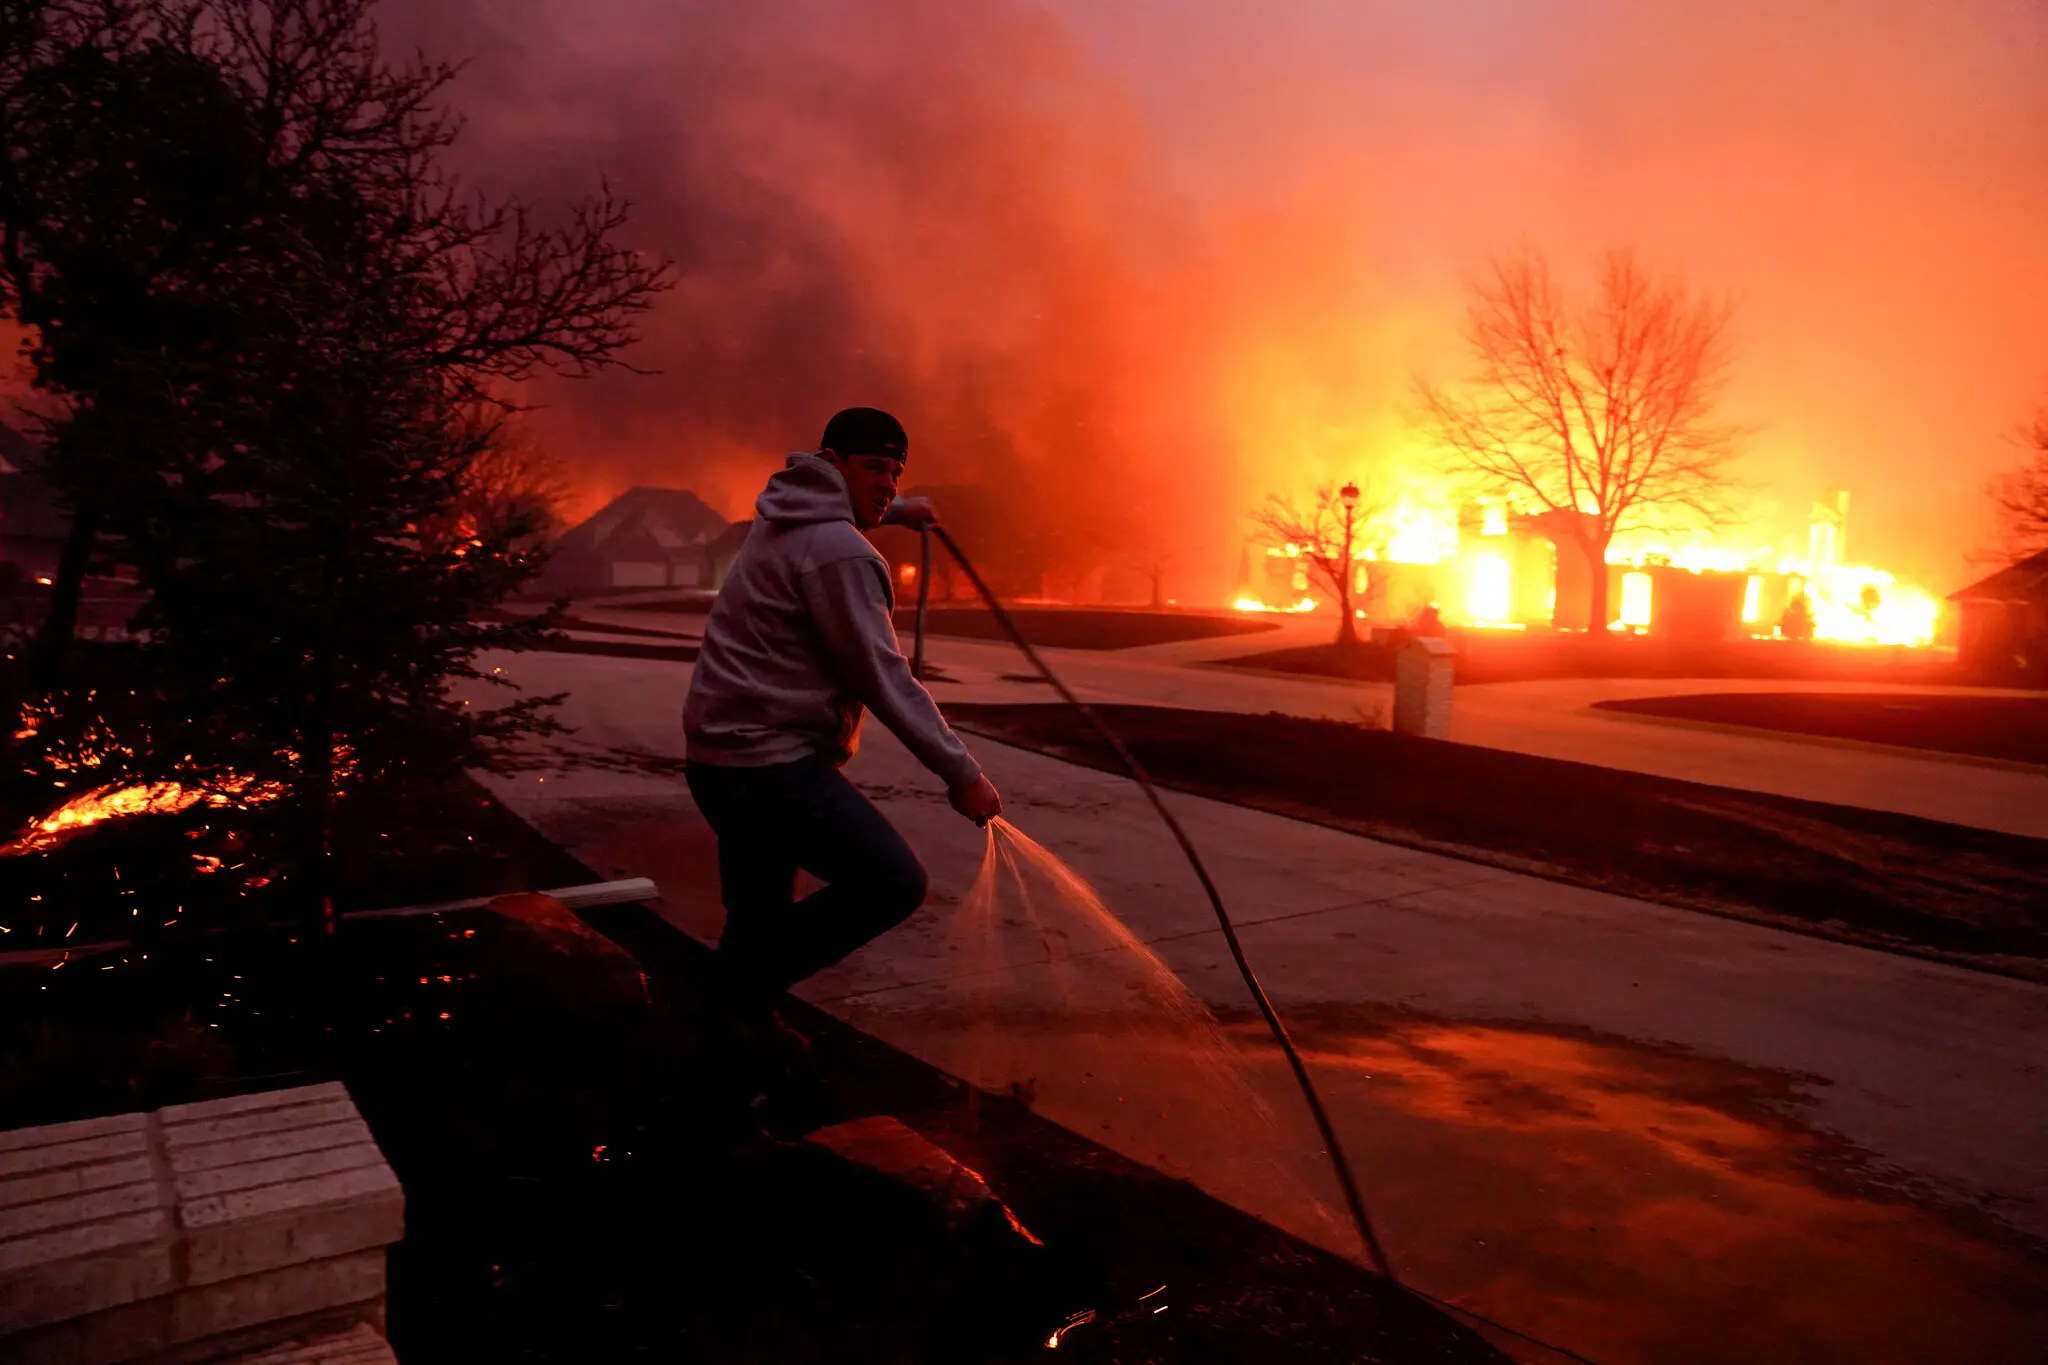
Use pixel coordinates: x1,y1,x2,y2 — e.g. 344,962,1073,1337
0,1084,401,1365
475,649,2048,1365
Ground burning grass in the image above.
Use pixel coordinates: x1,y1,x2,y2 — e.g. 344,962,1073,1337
945,704,2048,979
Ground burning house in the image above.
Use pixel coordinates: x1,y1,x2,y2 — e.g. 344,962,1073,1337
535,487,733,595
1241,487,1945,648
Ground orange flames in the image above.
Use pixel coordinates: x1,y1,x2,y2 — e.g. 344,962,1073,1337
0,776,285,856
1239,489,1945,647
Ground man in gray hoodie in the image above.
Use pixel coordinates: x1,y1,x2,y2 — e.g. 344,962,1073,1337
684,407,1001,1028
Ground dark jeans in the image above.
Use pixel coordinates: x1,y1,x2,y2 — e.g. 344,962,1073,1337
685,755,929,1008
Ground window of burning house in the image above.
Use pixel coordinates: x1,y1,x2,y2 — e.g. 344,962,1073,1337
1619,571,1654,629
1470,553,1512,622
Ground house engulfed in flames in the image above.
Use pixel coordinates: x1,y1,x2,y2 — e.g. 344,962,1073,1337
1240,489,1945,647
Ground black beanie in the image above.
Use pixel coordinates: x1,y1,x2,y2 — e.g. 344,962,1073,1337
820,407,909,462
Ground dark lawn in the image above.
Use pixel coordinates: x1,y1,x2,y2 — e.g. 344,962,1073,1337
1222,635,1968,687
946,704,2048,979
895,607,1282,651
1,782,1504,1365
1594,691,2048,766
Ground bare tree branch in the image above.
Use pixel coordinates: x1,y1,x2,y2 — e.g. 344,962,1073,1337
1988,413,2048,563
1417,245,1747,627
1245,479,1391,645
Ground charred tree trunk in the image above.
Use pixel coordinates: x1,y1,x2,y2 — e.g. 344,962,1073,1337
1585,534,1612,631
28,496,102,691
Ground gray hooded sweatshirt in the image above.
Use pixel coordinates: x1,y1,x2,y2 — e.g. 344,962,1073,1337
683,453,982,790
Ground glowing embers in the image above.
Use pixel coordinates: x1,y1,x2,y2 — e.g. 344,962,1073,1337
1231,595,1318,614
1,779,278,856
1045,1308,1096,1348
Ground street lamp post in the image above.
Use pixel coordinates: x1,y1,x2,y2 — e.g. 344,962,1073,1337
1338,481,1360,646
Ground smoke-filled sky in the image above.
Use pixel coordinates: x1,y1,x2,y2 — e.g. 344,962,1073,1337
383,0,2046,597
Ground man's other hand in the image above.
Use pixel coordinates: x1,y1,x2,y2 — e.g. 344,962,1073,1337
951,773,1002,826
882,495,939,530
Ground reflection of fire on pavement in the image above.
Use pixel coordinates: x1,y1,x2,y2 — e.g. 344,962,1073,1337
1278,1017,2048,1365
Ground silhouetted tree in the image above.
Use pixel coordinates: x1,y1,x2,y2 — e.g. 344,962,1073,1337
1988,412,2048,562
0,0,670,926
1419,247,1744,629
0,0,273,687
1247,480,1386,646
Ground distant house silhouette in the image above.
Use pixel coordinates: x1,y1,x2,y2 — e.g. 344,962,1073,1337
537,487,732,594
1951,547,2048,683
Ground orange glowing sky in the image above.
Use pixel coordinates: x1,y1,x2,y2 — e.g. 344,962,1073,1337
390,0,2048,598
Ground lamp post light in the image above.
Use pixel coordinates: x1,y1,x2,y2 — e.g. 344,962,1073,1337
1337,481,1360,646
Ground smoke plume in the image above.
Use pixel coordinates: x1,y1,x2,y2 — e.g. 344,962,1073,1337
382,0,2048,597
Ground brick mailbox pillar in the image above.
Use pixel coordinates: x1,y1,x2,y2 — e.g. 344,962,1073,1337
0,1082,402,1365
1392,636,1455,738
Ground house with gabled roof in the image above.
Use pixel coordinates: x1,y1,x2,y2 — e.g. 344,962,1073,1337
536,486,732,594
1950,547,2048,682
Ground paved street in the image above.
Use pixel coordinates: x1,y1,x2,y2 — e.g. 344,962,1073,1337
474,646,2048,1365
553,602,2048,838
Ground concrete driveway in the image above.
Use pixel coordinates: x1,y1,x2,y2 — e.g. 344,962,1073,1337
473,648,2048,1365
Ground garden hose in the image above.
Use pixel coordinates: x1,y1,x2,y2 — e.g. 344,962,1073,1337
929,526,1613,1365
927,525,1396,1279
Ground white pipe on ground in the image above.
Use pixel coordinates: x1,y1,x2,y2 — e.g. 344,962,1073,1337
342,877,659,921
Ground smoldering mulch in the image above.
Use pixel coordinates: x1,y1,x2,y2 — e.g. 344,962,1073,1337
946,703,2048,981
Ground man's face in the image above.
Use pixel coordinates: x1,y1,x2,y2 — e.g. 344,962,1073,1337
824,449,904,530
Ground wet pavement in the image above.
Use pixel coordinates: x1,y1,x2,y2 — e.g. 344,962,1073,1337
474,648,2048,1364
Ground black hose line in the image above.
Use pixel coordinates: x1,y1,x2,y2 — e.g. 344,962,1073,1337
929,530,1614,1364
929,526,1397,1280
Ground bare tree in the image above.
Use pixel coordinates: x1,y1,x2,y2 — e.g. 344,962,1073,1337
1988,413,2048,563
1247,480,1384,645
421,413,572,556
1418,246,1744,629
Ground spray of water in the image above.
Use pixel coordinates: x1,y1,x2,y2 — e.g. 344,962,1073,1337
946,816,1348,1254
